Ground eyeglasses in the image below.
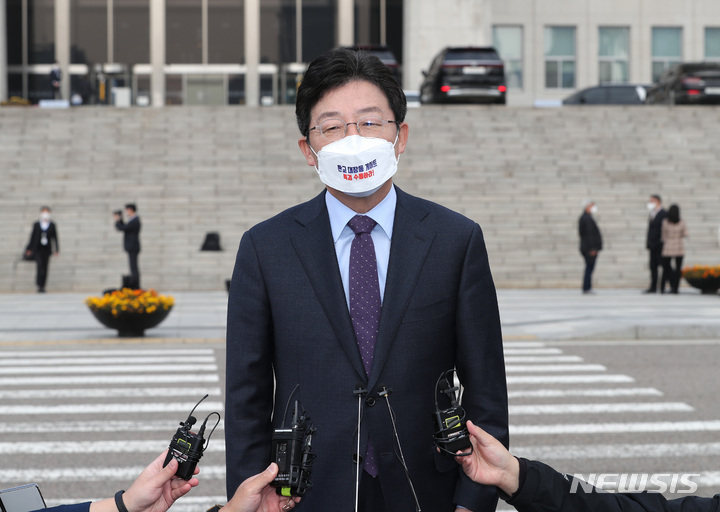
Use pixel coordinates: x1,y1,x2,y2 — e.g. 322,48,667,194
309,116,399,142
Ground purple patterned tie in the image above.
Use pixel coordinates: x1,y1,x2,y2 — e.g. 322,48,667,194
348,214,381,477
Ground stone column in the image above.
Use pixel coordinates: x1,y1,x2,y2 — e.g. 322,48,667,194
55,0,70,100
337,0,353,46
244,0,259,106
150,0,165,107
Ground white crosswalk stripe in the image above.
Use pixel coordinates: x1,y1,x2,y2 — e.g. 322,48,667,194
0,345,226,512
502,340,720,509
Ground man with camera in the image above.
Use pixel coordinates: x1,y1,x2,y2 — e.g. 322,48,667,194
113,204,141,289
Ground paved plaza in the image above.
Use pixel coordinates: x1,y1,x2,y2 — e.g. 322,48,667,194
2,287,720,511
1,288,719,344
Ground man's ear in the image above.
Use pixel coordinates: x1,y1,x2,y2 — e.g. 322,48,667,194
298,138,317,167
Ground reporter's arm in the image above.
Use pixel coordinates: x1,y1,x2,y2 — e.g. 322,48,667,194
91,453,198,512
456,420,520,496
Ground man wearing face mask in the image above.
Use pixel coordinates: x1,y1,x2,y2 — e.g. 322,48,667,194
225,48,508,512
25,206,59,293
645,194,667,294
578,199,602,294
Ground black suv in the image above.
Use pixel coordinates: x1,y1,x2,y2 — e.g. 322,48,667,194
419,47,506,105
646,62,720,105
562,84,650,105
344,44,401,84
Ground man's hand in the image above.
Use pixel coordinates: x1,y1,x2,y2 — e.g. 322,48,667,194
455,420,520,496
225,463,300,512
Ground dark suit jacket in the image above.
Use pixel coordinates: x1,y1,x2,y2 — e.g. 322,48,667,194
508,458,720,512
116,216,141,253
578,212,602,254
26,221,59,255
646,209,667,251
225,187,508,511
33,504,90,512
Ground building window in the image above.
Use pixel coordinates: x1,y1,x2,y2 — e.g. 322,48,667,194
652,27,682,82
70,0,108,65
115,0,150,65
209,0,244,64
167,0,203,64
706,27,720,61
598,27,629,83
7,0,23,65
544,26,575,89
28,0,55,64
493,25,523,89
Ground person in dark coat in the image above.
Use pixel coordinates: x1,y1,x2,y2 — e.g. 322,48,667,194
456,420,720,512
114,203,141,289
25,206,59,293
578,199,602,294
225,48,508,512
645,194,668,294
49,63,62,99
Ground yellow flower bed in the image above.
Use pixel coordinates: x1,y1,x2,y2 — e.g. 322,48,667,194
682,265,720,279
86,288,174,317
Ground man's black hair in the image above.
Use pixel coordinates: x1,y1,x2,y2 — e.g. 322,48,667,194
651,194,662,203
125,203,137,212
295,47,407,137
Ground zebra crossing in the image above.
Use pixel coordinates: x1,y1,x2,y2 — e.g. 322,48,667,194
499,340,720,510
0,345,226,512
3,340,720,512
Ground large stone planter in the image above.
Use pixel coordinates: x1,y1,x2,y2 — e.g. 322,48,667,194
683,275,720,295
89,306,172,337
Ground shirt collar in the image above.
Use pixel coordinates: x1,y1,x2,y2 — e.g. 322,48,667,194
326,184,397,242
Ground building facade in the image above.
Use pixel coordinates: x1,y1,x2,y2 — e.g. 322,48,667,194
2,0,720,106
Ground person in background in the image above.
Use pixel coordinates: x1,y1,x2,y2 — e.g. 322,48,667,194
644,194,667,294
578,199,602,294
50,63,62,99
25,206,59,293
661,204,688,295
455,420,720,512
114,204,141,289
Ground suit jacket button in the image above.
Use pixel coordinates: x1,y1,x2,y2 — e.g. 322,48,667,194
365,396,376,407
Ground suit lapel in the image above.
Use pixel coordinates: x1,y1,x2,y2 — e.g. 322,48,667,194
291,193,368,381
368,189,435,388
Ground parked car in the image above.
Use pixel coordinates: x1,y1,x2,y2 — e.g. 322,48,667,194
419,46,506,105
646,62,720,105
344,44,401,84
562,84,650,105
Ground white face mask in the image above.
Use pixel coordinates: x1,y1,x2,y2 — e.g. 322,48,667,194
311,135,399,197
40,212,51,221
590,205,598,215
646,202,656,212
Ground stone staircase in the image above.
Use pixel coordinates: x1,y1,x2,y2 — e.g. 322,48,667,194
2,105,719,293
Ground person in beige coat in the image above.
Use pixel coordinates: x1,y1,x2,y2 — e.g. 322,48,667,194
661,204,688,294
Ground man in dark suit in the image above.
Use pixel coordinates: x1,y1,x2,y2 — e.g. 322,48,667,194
578,199,602,293
114,203,141,289
225,48,508,512
25,206,59,293
645,194,667,293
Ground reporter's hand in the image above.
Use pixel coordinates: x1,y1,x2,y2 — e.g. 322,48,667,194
224,463,300,512
455,420,520,496
121,452,199,512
